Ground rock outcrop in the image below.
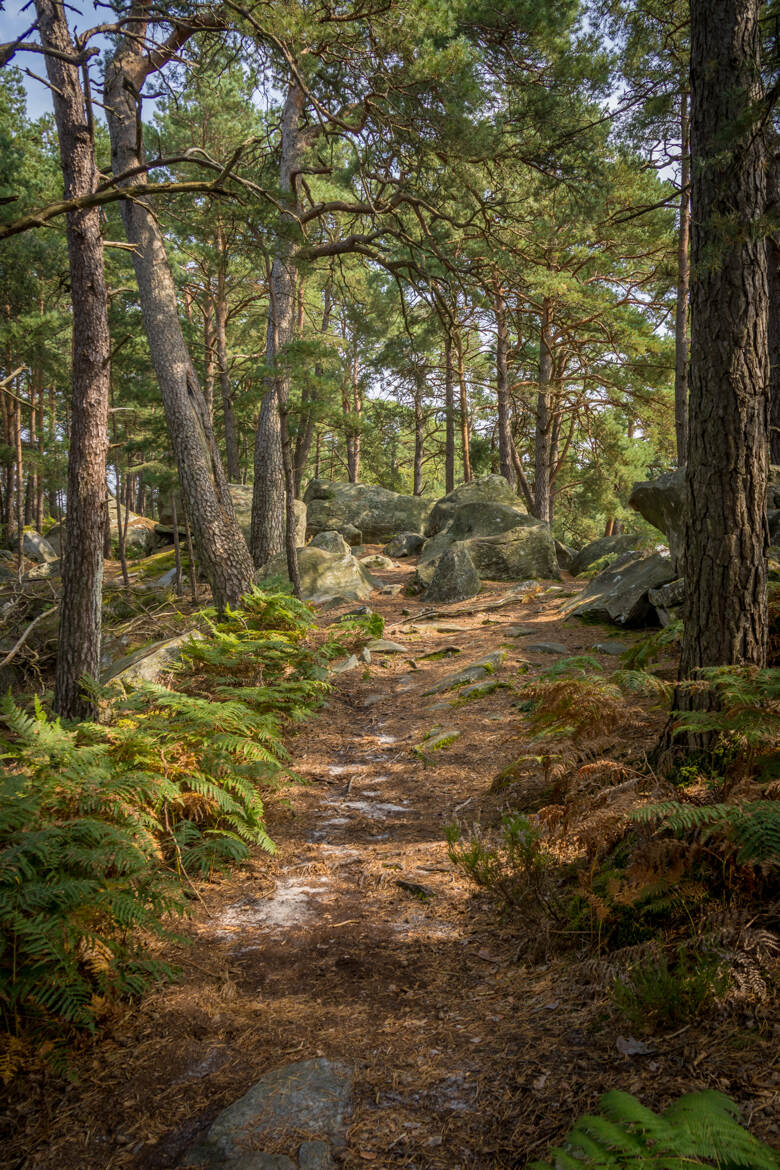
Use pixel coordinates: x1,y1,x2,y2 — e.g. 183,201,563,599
102,631,204,687
569,533,640,577
561,551,677,627
48,506,157,560
304,480,433,544
423,544,481,603
257,546,376,604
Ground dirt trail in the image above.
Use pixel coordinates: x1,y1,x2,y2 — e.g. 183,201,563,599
8,561,772,1170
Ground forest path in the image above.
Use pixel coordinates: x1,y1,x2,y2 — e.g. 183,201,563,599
18,563,648,1170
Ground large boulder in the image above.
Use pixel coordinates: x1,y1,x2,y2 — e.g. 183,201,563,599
310,530,351,556
465,524,560,582
102,630,204,687
629,465,780,573
383,532,425,558
304,479,434,544
569,532,640,577
426,474,522,536
12,530,58,564
48,507,157,559
416,498,539,586
257,546,376,604
561,551,677,627
423,544,481,603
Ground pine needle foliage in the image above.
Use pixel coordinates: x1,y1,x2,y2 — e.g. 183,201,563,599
529,1089,779,1169
0,589,335,1038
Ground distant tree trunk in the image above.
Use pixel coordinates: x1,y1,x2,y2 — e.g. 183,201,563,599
413,384,425,496
534,298,555,524
203,290,216,422
454,329,472,482
294,289,331,495
344,340,362,483
443,333,455,494
674,89,691,466
215,237,240,481
36,0,111,721
252,80,304,570
104,33,254,610
768,141,780,466
494,285,515,487
681,0,768,687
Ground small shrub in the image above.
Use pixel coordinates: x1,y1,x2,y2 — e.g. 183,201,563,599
612,946,730,1031
447,813,563,920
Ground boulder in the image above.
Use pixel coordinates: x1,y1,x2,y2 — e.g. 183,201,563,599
629,466,780,573
555,539,577,572
48,507,157,560
423,544,481,604
15,530,59,563
303,479,434,543
465,523,560,582
415,495,548,587
359,553,396,570
102,630,203,687
426,474,522,536
561,551,677,627
310,530,351,556
257,547,376,604
187,1058,352,1170
383,532,425,558
569,532,640,577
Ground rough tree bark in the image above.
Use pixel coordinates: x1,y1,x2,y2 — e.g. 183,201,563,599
251,80,304,570
35,0,111,721
768,140,780,466
681,0,768,684
675,88,691,467
215,225,241,481
294,288,331,494
534,298,555,524
443,332,455,494
494,284,515,488
104,22,254,610
454,329,472,482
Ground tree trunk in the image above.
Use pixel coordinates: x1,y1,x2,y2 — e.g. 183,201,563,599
534,298,555,524
454,329,471,482
104,34,254,611
413,384,425,496
215,228,241,481
675,88,692,467
251,80,304,574
36,0,111,721
443,332,455,493
494,285,515,487
203,290,216,422
294,288,331,495
768,141,780,466
681,0,768,684
344,339,361,483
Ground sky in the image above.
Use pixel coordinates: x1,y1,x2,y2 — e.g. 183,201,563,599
0,0,109,118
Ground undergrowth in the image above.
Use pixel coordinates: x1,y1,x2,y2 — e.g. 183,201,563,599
530,1089,779,1169
0,589,333,1051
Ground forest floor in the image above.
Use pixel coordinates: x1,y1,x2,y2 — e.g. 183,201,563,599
4,555,779,1170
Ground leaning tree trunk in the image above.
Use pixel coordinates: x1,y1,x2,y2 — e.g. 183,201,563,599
494,284,515,487
104,39,254,611
251,81,304,570
35,0,111,721
674,88,691,467
681,0,768,686
534,298,555,524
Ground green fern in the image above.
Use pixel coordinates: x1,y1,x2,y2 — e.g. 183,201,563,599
529,1089,778,1169
634,801,780,865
